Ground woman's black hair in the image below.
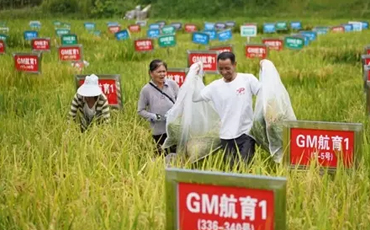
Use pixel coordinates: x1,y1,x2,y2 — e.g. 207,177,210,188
149,59,168,73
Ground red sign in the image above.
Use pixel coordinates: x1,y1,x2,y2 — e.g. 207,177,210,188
188,51,218,73
128,24,141,33
185,24,197,33
262,38,283,51
134,39,153,52
78,79,118,105
209,45,233,53
109,25,121,34
178,182,274,230
290,128,355,168
14,53,40,73
331,26,345,33
245,45,268,59
363,56,370,66
0,40,5,54
166,70,186,87
58,46,82,61
31,38,50,52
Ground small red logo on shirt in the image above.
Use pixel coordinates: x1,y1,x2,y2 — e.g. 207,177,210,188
236,87,245,95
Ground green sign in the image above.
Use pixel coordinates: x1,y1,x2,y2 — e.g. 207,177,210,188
276,22,288,31
162,26,176,35
56,28,70,37
0,27,9,34
53,21,61,26
0,34,7,41
61,34,78,45
158,35,176,48
284,36,304,50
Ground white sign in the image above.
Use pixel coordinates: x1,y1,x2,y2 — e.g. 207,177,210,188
348,21,362,32
240,25,257,37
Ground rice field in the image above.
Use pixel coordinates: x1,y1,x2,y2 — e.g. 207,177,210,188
0,17,370,229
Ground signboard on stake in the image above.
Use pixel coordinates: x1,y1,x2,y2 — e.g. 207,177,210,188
225,21,236,28
147,29,160,38
191,32,210,45
134,38,154,52
128,24,141,33
58,44,83,62
275,22,288,31
156,21,166,28
208,44,233,53
313,26,329,35
215,22,226,30
0,40,5,54
361,54,370,66
363,65,370,87
56,28,70,37
204,22,215,30
284,36,304,50
363,45,370,55
0,34,7,41
149,23,160,30
29,21,41,30
361,21,369,29
0,27,9,34
331,26,345,33
108,25,121,34
61,34,78,45
217,29,232,42
24,30,38,41
184,24,197,33
75,74,123,109
187,50,219,74
203,30,217,40
290,21,302,30
136,20,147,27
263,23,276,33
299,31,317,42
348,21,362,31
13,52,42,74
84,22,95,31
170,22,182,30
245,44,268,59
166,68,188,87
282,120,362,171
262,38,284,51
158,35,176,48
165,168,287,230
342,24,353,32
240,24,257,43
162,26,176,35
115,30,130,41
31,38,51,52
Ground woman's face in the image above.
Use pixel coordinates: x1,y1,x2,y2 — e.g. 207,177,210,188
150,64,167,85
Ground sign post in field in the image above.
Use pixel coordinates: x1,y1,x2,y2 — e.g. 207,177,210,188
13,52,42,74
282,120,362,171
75,74,123,109
240,24,257,43
166,68,188,88
187,50,219,74
165,168,287,230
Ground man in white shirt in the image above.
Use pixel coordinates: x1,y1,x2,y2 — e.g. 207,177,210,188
193,52,261,167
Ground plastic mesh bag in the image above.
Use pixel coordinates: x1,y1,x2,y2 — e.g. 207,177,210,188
163,62,221,162
251,59,297,163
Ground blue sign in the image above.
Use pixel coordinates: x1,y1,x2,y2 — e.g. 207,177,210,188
24,30,38,41
342,24,353,32
84,22,95,30
204,22,215,30
107,22,119,27
351,23,362,31
218,29,232,41
203,30,217,40
115,30,130,40
29,21,41,30
313,26,329,35
192,32,210,45
147,29,160,38
149,23,160,30
263,23,276,33
291,21,302,30
362,21,369,29
299,31,317,41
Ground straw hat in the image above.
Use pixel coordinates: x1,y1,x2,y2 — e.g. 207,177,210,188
77,74,102,97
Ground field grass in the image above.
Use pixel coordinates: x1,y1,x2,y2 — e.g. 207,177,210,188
0,17,370,229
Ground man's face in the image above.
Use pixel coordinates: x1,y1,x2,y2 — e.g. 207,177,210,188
217,58,236,82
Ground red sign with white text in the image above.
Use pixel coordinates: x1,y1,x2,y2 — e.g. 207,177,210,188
58,46,82,61
290,128,355,168
245,45,267,59
209,45,233,54
262,38,283,51
109,25,121,34
178,182,274,230
188,52,218,73
78,79,118,105
363,56,370,66
0,40,5,54
331,26,345,33
134,39,153,52
166,70,186,87
31,38,50,52
128,24,141,33
185,24,197,33
365,47,370,55
14,54,40,73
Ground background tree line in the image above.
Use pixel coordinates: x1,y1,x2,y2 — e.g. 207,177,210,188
0,0,369,19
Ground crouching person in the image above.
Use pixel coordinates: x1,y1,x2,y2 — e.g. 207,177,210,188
68,74,110,132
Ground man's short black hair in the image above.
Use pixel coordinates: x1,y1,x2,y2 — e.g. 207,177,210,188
217,52,236,64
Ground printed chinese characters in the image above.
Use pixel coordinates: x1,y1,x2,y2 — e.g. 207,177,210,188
191,55,216,69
